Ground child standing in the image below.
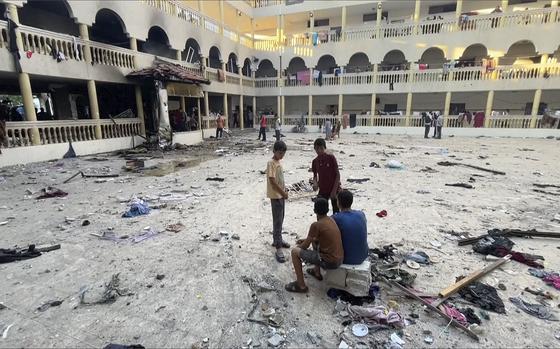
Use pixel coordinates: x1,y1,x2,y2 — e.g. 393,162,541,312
312,138,341,214
267,141,290,263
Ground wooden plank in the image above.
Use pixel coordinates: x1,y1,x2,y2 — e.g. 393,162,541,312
381,278,479,341
438,255,511,298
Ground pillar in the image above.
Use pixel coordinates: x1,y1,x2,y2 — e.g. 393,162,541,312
18,73,40,145
455,0,463,17
176,49,182,61
197,98,202,134
219,0,225,34
240,94,244,130
338,94,343,116
204,91,210,128
134,86,146,136
309,67,314,86
413,0,421,22
277,95,281,118
180,96,186,111
78,23,92,64
223,93,229,128
308,95,313,125
540,54,549,77
198,0,205,27
530,89,542,128
7,4,23,49
501,0,508,11
309,11,315,34
253,95,257,127
281,95,285,124
484,90,494,128
341,6,347,40
370,93,376,126
376,2,383,38
405,92,412,126
443,91,451,127
251,18,255,48
130,38,138,67
87,80,102,139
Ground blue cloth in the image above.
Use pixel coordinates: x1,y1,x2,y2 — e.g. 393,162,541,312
332,210,368,265
122,201,150,218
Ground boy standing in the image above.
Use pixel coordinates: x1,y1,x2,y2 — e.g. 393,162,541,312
422,112,432,139
216,113,224,139
267,141,290,263
312,138,341,214
274,114,282,141
258,114,267,141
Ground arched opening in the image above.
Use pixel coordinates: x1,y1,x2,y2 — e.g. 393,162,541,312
381,50,408,71
459,44,488,67
255,59,277,78
182,38,201,64
139,26,175,59
502,40,538,65
208,46,222,69
226,53,239,74
90,9,129,48
241,58,252,77
316,55,338,73
286,57,307,75
419,47,446,69
19,0,78,36
346,52,371,73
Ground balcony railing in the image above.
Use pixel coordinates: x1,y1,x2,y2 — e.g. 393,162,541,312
244,0,283,8
4,118,142,148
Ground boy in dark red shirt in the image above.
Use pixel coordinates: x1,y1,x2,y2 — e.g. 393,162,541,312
311,138,341,214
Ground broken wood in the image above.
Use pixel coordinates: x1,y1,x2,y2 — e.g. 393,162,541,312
533,189,560,196
35,244,61,253
445,183,474,189
439,255,511,298
458,229,560,246
381,278,479,341
63,171,83,184
533,183,560,189
63,171,119,184
437,161,506,175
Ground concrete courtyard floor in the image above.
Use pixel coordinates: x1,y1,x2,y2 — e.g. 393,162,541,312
1,131,560,348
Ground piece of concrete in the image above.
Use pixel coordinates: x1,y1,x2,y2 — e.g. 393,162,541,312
268,334,284,347
325,260,372,297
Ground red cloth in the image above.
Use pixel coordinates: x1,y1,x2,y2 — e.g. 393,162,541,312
494,246,544,269
543,275,560,290
260,116,267,127
474,112,485,128
312,153,340,196
216,116,224,128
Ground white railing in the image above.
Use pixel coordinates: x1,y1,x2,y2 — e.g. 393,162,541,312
341,72,374,85
4,118,141,147
225,72,240,85
245,0,282,8
204,18,221,34
376,70,409,84
242,77,255,87
344,27,377,41
254,77,278,88
240,35,253,48
223,27,238,42
254,39,278,51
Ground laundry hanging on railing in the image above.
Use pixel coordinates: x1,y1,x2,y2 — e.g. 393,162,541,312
312,32,319,46
6,18,22,73
419,63,428,70
296,70,311,85
218,69,225,82
72,37,81,61
482,58,496,73
334,67,344,76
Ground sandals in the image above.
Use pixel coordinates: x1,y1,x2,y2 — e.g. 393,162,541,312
285,281,308,293
275,250,286,263
306,268,323,281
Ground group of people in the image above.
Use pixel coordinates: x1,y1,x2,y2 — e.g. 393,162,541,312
422,111,444,139
266,138,368,293
171,108,199,132
257,114,283,142
321,119,342,141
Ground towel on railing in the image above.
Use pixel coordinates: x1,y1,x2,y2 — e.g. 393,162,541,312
296,70,310,85
218,69,225,82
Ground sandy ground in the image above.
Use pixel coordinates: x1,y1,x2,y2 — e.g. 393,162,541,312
1,130,560,348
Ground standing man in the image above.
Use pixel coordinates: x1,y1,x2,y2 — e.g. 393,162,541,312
422,112,432,139
216,113,224,139
258,114,267,141
267,140,289,263
431,113,438,138
274,114,282,141
312,138,341,214
436,112,443,139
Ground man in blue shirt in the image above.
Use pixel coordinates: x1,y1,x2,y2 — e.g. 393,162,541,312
332,190,368,265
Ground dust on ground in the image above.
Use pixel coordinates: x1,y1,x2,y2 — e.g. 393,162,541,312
1,131,560,348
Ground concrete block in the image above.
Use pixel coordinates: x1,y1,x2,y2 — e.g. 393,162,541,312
325,260,372,297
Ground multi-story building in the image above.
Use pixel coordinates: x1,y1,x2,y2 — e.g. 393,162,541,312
1,0,559,166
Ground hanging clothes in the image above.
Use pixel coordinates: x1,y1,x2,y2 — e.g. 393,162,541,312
318,70,323,86
218,69,225,82
72,37,81,61
312,32,319,46
296,70,310,85
474,112,485,128
7,18,22,73
419,64,428,70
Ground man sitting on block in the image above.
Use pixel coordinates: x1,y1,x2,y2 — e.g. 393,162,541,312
332,190,368,265
285,198,344,293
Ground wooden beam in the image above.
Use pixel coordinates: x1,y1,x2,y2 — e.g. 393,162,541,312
439,255,511,298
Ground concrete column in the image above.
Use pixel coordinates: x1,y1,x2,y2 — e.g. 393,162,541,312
540,54,549,77
338,94,343,116
7,4,23,50
129,37,138,68
370,93,376,126
198,0,205,28
197,98,202,135
221,61,226,76
414,0,421,22
443,91,451,126
281,95,285,124
253,95,257,127
277,95,281,118
180,96,186,112
341,6,347,40
376,3,383,38
219,0,224,34
309,12,315,34
501,0,508,11
223,93,229,128
251,18,255,48
309,67,314,86
204,91,210,128
176,49,182,61
18,73,40,145
78,23,92,64
240,94,244,130
308,94,313,125
405,92,412,126
87,80,102,139
530,89,542,128
134,86,146,136
484,90,494,128
455,0,463,17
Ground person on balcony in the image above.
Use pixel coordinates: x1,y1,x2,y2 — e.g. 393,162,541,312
37,108,51,121
258,114,267,141
422,112,432,138
312,138,341,214
216,113,224,139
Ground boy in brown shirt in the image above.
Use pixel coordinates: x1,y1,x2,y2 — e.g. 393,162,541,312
267,141,290,263
285,198,343,293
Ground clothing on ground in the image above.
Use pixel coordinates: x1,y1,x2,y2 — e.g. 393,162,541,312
347,304,405,328
458,281,505,314
122,199,150,218
333,210,368,265
306,216,344,265
266,159,285,199
509,296,558,321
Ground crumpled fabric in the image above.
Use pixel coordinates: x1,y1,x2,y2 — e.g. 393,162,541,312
347,304,404,328
473,236,544,268
459,307,482,325
122,199,150,218
459,281,505,314
36,187,68,200
510,296,558,321
441,304,468,326
493,246,544,269
371,263,417,287
528,268,560,290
